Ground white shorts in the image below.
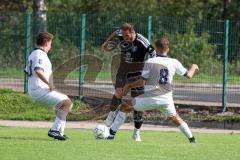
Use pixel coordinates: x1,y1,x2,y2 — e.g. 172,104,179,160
132,92,176,117
29,88,69,108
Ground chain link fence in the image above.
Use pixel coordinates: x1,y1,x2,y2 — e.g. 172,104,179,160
0,12,239,109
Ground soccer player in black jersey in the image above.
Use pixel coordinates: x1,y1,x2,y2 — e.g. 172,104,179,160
101,23,156,141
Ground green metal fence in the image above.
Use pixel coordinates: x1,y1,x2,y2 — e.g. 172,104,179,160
0,12,240,110
0,12,26,92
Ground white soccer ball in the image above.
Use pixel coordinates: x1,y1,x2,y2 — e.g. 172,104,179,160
93,124,110,139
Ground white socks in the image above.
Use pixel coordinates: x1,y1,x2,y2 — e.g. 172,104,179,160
105,111,117,127
51,109,68,136
178,122,193,138
110,111,126,132
51,117,62,131
51,117,66,136
60,120,66,136
133,128,140,135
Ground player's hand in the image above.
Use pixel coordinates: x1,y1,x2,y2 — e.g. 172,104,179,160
114,87,123,98
192,64,199,72
101,42,108,50
48,83,55,91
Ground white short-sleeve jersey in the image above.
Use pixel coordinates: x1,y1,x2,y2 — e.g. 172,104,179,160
25,48,52,90
141,56,188,96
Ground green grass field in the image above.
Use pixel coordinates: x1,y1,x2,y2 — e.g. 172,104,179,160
0,127,240,160
0,89,94,121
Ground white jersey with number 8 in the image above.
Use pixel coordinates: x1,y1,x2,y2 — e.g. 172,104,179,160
141,56,188,96
132,56,188,116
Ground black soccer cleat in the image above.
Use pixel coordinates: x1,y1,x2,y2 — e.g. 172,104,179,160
48,129,67,141
63,135,69,140
189,136,196,143
106,136,115,140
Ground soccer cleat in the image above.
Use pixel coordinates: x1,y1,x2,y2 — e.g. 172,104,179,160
132,133,142,142
48,129,67,141
106,136,115,140
189,136,196,143
63,135,69,140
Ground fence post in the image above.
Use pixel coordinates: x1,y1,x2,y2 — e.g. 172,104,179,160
147,16,152,42
222,20,229,112
79,14,86,100
24,12,31,94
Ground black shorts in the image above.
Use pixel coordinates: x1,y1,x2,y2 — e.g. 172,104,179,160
127,76,144,97
131,87,144,97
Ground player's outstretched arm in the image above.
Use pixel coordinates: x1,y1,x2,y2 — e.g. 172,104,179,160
122,79,146,96
35,69,54,91
187,64,199,79
101,31,117,50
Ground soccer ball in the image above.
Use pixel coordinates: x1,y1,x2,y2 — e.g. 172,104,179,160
93,124,110,139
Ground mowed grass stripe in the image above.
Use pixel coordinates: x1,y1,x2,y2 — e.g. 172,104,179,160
0,127,240,160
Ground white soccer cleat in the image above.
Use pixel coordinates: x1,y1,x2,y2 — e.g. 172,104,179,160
132,133,142,142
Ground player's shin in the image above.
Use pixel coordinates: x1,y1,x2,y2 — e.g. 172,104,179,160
178,122,193,139
172,114,195,142
60,121,66,136
133,110,143,129
51,117,62,131
133,111,143,141
109,111,126,138
106,95,122,127
51,108,68,135
105,110,118,127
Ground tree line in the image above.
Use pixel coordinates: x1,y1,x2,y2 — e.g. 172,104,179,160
0,0,239,20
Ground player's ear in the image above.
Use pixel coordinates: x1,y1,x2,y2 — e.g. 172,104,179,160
167,48,170,53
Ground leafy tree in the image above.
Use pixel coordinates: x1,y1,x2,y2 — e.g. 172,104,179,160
1,0,240,20
0,0,30,11
168,20,219,73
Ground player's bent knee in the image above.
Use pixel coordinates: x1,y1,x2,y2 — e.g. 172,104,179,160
68,100,73,111
61,99,72,112
67,99,73,111
171,114,184,126
120,103,133,113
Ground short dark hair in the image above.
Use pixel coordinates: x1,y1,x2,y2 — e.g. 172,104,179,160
155,37,169,52
36,32,53,46
121,23,135,33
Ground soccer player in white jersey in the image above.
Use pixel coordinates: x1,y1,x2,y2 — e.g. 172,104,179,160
109,37,199,143
24,32,73,141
